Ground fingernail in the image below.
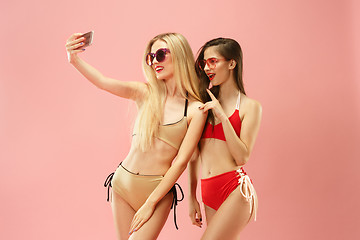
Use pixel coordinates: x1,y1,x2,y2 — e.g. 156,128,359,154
82,49,86,51
80,42,84,45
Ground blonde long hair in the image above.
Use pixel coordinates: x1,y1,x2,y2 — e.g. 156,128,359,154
136,33,201,151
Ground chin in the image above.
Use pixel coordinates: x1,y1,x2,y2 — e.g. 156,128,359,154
157,73,173,81
210,81,219,86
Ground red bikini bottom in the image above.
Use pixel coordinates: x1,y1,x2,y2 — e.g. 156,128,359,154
201,168,253,211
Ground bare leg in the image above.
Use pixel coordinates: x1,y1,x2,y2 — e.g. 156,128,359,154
129,192,174,240
111,190,136,240
201,186,258,240
204,204,216,225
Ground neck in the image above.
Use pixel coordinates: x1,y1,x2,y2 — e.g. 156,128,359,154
218,75,239,102
164,77,178,97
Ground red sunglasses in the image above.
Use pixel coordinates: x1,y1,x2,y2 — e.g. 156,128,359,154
198,58,226,70
146,48,171,66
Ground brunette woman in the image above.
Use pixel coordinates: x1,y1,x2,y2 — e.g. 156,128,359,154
188,38,262,240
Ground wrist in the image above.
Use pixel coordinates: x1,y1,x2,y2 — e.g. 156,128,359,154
189,194,198,201
219,114,229,123
145,198,157,208
69,54,80,65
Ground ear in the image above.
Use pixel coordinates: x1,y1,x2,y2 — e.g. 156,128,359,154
229,59,237,70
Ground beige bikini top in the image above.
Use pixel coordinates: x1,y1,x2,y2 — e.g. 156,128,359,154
134,99,188,150
156,99,188,149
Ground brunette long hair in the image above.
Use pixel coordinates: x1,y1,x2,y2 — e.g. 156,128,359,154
195,38,246,125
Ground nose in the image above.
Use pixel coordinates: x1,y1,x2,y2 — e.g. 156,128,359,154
152,56,159,66
203,61,210,71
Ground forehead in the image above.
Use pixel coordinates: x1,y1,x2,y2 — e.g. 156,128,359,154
150,40,168,53
204,46,222,59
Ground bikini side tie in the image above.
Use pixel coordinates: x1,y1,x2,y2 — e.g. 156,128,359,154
237,168,257,221
170,183,184,230
104,172,114,202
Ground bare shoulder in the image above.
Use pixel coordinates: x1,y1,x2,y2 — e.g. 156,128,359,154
188,99,203,109
187,99,207,121
241,94,262,116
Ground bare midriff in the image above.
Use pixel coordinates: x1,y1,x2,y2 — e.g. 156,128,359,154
200,138,240,178
121,136,179,176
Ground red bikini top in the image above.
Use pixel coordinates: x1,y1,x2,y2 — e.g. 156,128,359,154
201,92,242,141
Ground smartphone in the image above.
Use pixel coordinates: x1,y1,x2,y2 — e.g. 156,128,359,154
76,31,94,49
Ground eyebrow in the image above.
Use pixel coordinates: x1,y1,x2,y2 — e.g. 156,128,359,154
204,56,219,60
151,47,168,52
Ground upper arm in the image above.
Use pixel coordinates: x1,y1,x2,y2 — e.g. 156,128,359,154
100,77,149,103
240,99,262,153
176,101,207,166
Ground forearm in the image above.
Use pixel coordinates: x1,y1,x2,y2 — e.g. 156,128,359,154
220,117,250,165
145,160,188,206
188,153,200,199
70,55,107,89
146,108,207,206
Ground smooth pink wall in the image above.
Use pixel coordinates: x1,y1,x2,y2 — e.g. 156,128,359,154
1,0,359,239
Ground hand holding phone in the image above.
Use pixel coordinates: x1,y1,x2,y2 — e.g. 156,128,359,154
76,31,94,50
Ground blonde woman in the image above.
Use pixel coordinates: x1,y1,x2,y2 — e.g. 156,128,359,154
65,32,206,240
188,38,262,239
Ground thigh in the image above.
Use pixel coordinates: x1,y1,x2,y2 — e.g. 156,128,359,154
111,190,136,240
204,204,216,225
201,186,257,240
129,192,174,240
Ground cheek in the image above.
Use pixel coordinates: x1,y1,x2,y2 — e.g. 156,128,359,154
219,65,231,76
164,62,174,73
215,68,226,78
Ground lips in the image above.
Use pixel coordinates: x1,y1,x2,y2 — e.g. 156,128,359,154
207,73,215,81
155,66,164,73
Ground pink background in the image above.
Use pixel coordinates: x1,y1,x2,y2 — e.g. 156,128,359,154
1,0,359,239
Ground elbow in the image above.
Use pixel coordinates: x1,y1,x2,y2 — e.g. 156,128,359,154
96,75,107,90
189,149,199,163
175,158,188,173
179,161,188,172
235,154,250,166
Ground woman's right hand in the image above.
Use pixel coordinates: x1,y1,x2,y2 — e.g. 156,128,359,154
189,197,202,228
199,89,227,122
65,33,86,63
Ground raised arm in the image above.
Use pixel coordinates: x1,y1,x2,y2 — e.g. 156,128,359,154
129,101,207,233
65,33,147,103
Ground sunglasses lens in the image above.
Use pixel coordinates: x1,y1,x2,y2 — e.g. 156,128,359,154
156,49,166,62
146,53,154,66
208,58,217,68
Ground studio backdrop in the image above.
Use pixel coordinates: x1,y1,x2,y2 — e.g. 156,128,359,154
1,0,359,239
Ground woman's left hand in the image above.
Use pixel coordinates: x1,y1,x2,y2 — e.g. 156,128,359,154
129,202,155,235
199,89,227,122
